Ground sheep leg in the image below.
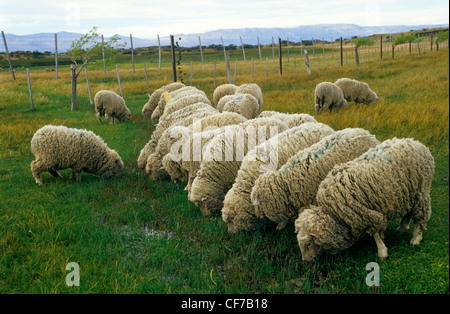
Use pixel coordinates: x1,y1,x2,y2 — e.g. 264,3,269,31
373,232,388,260
276,221,288,230
410,195,431,246
96,112,103,123
105,113,113,124
314,104,320,115
396,212,412,232
48,170,62,178
30,160,44,185
410,221,427,246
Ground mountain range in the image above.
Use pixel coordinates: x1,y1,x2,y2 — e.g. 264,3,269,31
2,23,448,53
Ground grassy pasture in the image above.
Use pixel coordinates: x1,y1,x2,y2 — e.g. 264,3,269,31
0,46,448,294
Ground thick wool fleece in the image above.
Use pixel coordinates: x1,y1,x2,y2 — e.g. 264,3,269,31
151,87,208,122
142,82,185,118
216,95,236,113
145,106,219,180
222,122,335,233
235,83,263,110
94,90,131,124
159,93,211,122
252,128,380,230
189,117,289,217
270,113,318,128
314,82,348,114
334,78,379,105
137,103,214,170
30,125,124,185
213,84,238,105
222,93,260,119
295,138,434,261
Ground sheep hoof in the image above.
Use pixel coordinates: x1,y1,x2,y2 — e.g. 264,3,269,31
276,221,287,230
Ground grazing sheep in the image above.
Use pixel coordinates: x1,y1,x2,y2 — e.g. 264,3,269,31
270,112,318,128
252,128,379,231
151,86,208,122
142,82,185,118
137,103,213,171
222,93,260,119
235,83,263,110
94,90,131,124
257,110,280,118
145,106,219,180
216,95,236,113
334,78,379,105
189,117,289,217
222,122,335,233
213,84,238,105
295,138,434,261
30,125,124,185
158,92,211,122
162,112,248,186
314,82,348,115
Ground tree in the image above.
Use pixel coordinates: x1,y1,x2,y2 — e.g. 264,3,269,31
353,37,374,65
66,27,125,110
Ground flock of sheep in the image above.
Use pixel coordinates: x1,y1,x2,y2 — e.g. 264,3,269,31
30,78,434,262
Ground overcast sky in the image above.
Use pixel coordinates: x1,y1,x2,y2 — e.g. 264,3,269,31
1,0,448,37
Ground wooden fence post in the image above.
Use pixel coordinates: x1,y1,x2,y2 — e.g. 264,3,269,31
130,34,135,73
287,37,290,62
257,36,262,64
213,60,216,87
144,63,150,97
170,35,177,82
26,68,34,111
1,31,15,80
278,37,282,75
300,38,303,61
240,36,246,65
233,58,237,83
304,50,311,74
158,34,162,71
380,35,383,59
272,36,275,62
190,60,193,86
340,37,343,66
225,52,232,84
85,67,93,105
101,35,106,76
116,65,123,98
199,36,204,70
54,33,58,79
312,38,315,59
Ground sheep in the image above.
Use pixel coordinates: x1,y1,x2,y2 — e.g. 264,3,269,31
94,90,131,124
294,137,434,261
222,93,260,119
30,125,124,185
145,106,219,180
257,110,280,118
137,103,213,171
251,128,379,231
189,117,289,217
235,83,263,110
222,122,335,233
216,95,236,113
334,77,379,105
158,91,211,122
213,84,238,106
151,86,208,122
142,82,185,118
162,112,248,186
314,82,348,115
270,112,318,128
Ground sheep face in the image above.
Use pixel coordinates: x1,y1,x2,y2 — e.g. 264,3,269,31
297,231,322,262
367,93,379,105
98,151,124,178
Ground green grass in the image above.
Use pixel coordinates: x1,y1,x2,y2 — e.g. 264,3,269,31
0,47,448,294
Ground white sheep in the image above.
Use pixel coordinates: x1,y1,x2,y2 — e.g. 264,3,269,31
314,82,348,115
142,82,185,118
222,93,260,119
30,125,124,185
251,128,380,231
213,84,238,106
222,122,335,233
235,83,263,111
94,90,131,124
334,77,379,105
295,137,434,261
189,117,289,217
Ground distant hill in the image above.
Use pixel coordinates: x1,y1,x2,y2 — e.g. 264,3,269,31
1,23,448,53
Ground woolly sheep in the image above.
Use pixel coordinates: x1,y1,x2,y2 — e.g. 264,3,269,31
222,93,260,119
270,112,318,128
213,84,238,106
142,82,185,118
30,125,124,185
145,106,219,180
158,92,211,122
235,83,263,110
137,103,213,171
189,117,289,217
162,112,248,186
151,86,208,122
314,82,348,115
334,78,379,105
257,110,280,118
294,138,434,261
216,95,236,113
252,128,379,231
222,122,335,233
94,90,131,124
